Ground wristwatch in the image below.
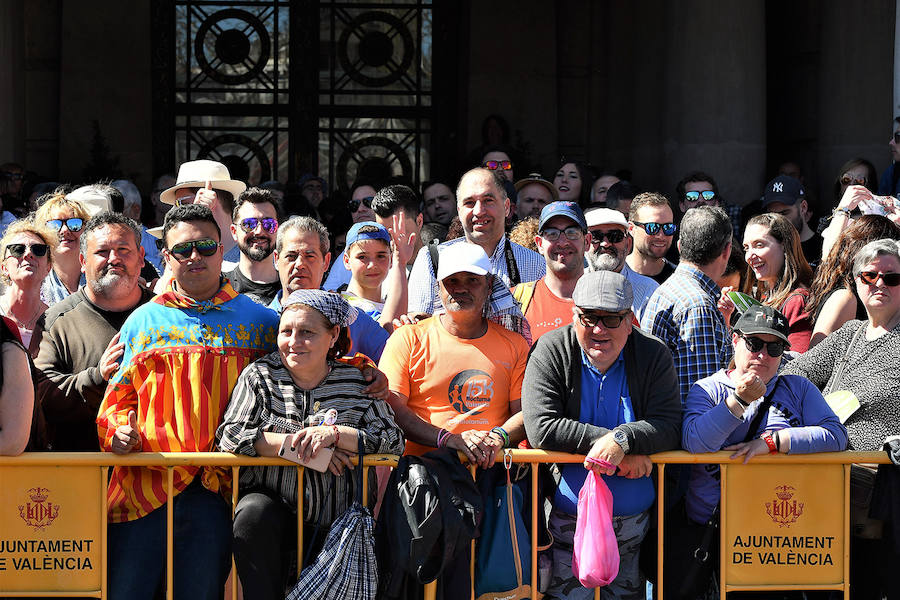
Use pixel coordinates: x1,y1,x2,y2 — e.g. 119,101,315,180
612,429,630,454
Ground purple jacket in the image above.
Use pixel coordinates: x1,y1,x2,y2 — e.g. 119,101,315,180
682,370,847,523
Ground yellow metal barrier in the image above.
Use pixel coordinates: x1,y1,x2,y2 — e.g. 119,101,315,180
0,450,891,599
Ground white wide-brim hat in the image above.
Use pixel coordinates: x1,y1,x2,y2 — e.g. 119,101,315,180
159,159,247,206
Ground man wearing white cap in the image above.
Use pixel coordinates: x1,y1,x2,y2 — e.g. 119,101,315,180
584,207,659,321
159,159,247,265
380,241,529,467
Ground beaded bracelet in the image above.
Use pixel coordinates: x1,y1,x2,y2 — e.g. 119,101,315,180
490,426,510,448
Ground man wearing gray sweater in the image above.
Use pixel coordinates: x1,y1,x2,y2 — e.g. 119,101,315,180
522,270,681,599
35,212,152,450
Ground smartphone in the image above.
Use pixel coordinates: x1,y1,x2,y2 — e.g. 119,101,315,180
277,436,335,473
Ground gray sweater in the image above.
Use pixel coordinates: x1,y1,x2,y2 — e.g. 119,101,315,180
522,324,682,455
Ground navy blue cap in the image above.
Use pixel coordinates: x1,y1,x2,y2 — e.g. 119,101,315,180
538,201,588,232
345,221,391,247
762,175,804,208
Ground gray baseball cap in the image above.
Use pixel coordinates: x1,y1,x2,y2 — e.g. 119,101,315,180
572,271,633,313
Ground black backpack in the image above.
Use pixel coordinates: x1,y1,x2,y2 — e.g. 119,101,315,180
375,449,483,599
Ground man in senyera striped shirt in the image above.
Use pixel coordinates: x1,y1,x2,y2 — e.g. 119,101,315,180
96,204,279,600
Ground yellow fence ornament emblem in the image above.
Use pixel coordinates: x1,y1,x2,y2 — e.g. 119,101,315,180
765,484,804,528
17,487,60,531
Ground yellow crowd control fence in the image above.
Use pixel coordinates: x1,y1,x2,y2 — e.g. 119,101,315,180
0,450,891,599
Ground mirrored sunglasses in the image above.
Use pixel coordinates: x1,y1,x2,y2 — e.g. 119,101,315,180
540,226,583,241
348,196,374,213
632,221,677,236
482,160,512,171
46,218,84,232
166,238,220,261
5,243,49,259
239,217,278,234
684,190,716,203
858,270,900,286
738,333,787,357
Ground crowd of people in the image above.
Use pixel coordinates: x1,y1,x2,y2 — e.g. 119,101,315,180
1,126,900,600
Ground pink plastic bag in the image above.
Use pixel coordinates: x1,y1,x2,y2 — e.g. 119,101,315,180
572,467,620,587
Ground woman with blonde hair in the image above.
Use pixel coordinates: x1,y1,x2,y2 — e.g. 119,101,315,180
719,213,815,352
0,217,58,355
35,191,89,305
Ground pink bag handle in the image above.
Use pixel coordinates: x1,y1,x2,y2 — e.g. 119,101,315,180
585,456,615,470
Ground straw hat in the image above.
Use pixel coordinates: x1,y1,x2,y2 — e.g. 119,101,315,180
159,160,247,206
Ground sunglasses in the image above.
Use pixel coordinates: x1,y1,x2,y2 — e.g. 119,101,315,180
858,270,900,286
840,174,867,186
540,226,583,242
166,238,220,261
5,243,49,259
174,188,201,206
239,217,278,234
684,190,717,203
46,218,84,232
632,221,677,236
589,229,627,245
348,196,374,213
738,333,787,357
482,160,512,171
577,311,629,329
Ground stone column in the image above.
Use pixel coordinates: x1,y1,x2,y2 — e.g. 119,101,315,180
0,0,25,163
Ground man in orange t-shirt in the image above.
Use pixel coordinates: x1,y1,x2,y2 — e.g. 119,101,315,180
380,241,528,467
513,201,591,341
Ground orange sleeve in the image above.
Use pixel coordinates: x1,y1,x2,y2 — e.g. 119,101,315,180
96,374,138,452
509,335,529,402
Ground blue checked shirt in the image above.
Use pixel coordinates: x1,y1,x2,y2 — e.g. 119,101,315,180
640,264,732,402
407,236,545,341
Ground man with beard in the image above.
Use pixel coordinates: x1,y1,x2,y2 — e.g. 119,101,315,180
35,212,154,451
226,188,282,305
625,192,677,284
585,208,658,321
513,201,590,341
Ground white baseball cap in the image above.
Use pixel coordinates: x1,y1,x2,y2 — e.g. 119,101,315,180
585,207,629,228
436,242,492,281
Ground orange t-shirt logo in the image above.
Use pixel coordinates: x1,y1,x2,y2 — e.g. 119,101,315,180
448,369,495,414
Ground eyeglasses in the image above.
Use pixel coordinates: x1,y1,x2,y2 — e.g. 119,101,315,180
858,270,900,286
239,217,278,234
166,238,220,261
588,229,627,245
632,221,677,236
738,333,787,357
5,243,49,259
1,171,24,181
840,174,867,186
684,190,717,203
482,160,512,171
577,311,630,329
174,188,200,206
540,226,583,241
348,196,374,213
46,218,84,232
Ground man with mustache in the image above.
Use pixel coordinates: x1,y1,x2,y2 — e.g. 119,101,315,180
35,212,154,451
226,187,282,305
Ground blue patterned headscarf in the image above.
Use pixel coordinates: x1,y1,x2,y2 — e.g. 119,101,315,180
282,289,358,327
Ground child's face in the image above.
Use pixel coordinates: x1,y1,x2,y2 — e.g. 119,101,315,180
344,239,391,291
